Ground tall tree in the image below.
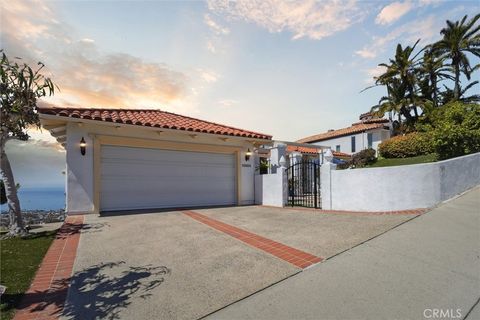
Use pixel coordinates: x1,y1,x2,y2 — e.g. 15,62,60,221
434,14,480,100
440,81,480,105
0,51,56,236
375,40,424,118
416,48,453,107
371,78,415,132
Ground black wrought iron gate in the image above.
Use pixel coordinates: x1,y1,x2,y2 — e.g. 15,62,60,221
286,160,321,209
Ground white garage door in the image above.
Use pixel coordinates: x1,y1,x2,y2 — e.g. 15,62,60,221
100,145,236,211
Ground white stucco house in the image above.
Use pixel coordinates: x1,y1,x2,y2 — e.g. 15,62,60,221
38,107,273,214
297,113,392,156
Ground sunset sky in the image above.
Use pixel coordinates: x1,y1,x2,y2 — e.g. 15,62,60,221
1,0,479,189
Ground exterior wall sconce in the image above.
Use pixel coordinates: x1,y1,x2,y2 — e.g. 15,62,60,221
245,148,252,161
80,137,86,156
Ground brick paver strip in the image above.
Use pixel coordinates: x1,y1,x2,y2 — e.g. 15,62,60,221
13,215,84,320
183,211,323,269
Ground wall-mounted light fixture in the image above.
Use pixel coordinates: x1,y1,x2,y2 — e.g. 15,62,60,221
80,137,86,156
245,148,252,161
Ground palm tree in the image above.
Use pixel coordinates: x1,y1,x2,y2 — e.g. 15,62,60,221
374,40,424,118
371,78,415,129
416,48,453,107
440,81,480,105
434,14,480,100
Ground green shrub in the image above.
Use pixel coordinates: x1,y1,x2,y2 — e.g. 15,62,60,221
428,102,480,160
379,132,434,158
337,148,376,169
352,148,377,167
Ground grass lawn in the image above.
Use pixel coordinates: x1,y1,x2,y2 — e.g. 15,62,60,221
368,154,438,168
0,230,57,320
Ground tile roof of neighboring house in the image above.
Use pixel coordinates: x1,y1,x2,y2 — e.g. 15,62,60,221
359,111,373,120
332,151,351,158
286,145,351,158
38,107,272,140
351,118,389,125
297,122,387,144
286,145,321,155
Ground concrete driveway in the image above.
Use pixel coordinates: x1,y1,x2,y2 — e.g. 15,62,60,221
196,206,419,259
62,206,421,319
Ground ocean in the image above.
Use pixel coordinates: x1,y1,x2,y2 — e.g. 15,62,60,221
1,188,65,212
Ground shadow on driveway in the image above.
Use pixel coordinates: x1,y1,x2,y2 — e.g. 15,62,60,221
63,261,170,319
13,261,170,320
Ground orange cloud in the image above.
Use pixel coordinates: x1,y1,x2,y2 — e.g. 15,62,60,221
1,0,190,110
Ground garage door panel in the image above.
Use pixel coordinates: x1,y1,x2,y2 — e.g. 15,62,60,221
101,163,234,179
100,146,236,211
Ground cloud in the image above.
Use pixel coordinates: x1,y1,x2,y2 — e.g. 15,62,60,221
375,1,414,25
355,48,377,59
356,15,439,59
206,40,217,53
1,0,190,110
198,68,219,83
80,38,95,43
207,0,369,40
204,14,230,35
418,0,444,6
364,65,387,84
53,45,189,108
218,99,239,108
5,139,66,188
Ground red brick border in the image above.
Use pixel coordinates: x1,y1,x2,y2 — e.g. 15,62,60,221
13,215,84,320
261,205,428,216
184,211,323,269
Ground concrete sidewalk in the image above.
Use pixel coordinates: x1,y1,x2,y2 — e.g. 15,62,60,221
207,187,480,320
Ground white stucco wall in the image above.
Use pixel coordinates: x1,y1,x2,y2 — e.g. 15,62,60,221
312,129,389,155
323,152,480,211
254,170,287,207
64,121,258,213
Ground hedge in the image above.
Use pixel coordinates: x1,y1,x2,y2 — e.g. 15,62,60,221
429,102,480,160
379,132,434,158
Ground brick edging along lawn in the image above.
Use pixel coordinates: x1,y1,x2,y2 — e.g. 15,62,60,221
13,215,84,320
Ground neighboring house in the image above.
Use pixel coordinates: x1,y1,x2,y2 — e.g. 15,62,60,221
286,145,351,163
39,107,272,214
297,113,391,155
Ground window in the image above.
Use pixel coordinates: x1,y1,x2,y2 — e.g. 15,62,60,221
351,136,356,153
367,133,373,148
336,145,341,152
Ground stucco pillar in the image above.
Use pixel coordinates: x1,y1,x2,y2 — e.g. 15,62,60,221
280,155,288,207
318,149,324,165
321,149,337,210
270,142,287,174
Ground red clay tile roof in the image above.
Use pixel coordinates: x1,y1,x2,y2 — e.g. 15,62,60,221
297,122,387,144
332,151,351,158
359,111,373,120
351,118,389,125
287,145,320,155
286,145,351,158
38,107,272,140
